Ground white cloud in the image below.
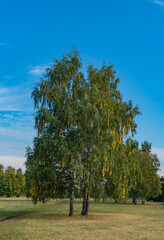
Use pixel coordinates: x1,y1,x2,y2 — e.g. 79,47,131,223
154,0,164,7
152,147,164,176
28,65,48,76
0,156,25,171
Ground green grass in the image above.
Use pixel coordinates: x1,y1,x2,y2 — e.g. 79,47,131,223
0,198,164,240
0,197,61,219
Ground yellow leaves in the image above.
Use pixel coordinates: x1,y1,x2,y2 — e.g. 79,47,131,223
112,140,117,148
100,136,103,145
124,127,128,137
111,129,119,140
62,81,66,88
107,118,109,127
62,157,65,167
69,71,72,79
59,129,62,136
122,188,125,199
102,168,105,177
111,129,114,135
124,120,132,137
109,171,112,176
30,182,36,196
71,122,73,127
128,123,131,131
129,117,132,129
110,108,113,116
100,102,103,109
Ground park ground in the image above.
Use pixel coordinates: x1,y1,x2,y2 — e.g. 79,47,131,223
0,198,164,240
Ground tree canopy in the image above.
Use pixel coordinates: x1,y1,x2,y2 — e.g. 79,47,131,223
25,47,162,216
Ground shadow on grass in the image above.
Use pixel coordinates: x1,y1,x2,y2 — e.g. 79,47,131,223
0,199,31,202
0,211,99,223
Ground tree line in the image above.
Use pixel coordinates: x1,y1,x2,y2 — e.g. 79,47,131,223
0,162,163,203
0,165,25,197
23,47,162,216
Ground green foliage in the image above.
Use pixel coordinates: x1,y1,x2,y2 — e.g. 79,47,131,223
141,141,151,153
3,167,18,197
149,176,164,202
26,47,84,205
16,168,26,197
130,143,162,201
25,46,162,215
0,165,25,197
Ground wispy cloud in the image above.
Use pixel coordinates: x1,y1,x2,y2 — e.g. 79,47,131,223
0,42,13,48
0,111,35,142
28,65,48,76
0,86,32,111
0,111,35,170
4,75,13,80
0,84,35,168
0,87,10,95
153,0,164,7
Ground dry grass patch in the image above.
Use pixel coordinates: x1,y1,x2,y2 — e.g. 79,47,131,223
0,199,164,240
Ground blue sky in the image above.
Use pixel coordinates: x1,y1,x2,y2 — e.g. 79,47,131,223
1,0,164,174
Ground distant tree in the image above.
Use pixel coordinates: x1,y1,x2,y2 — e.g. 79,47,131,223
149,176,164,202
130,143,162,204
3,167,18,197
16,168,25,197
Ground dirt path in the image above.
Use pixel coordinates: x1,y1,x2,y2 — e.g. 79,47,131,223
0,200,67,223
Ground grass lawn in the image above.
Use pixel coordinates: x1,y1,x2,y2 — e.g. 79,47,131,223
0,198,164,240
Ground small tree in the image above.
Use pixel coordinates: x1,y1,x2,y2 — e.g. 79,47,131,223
16,168,25,197
3,167,18,197
130,143,162,204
